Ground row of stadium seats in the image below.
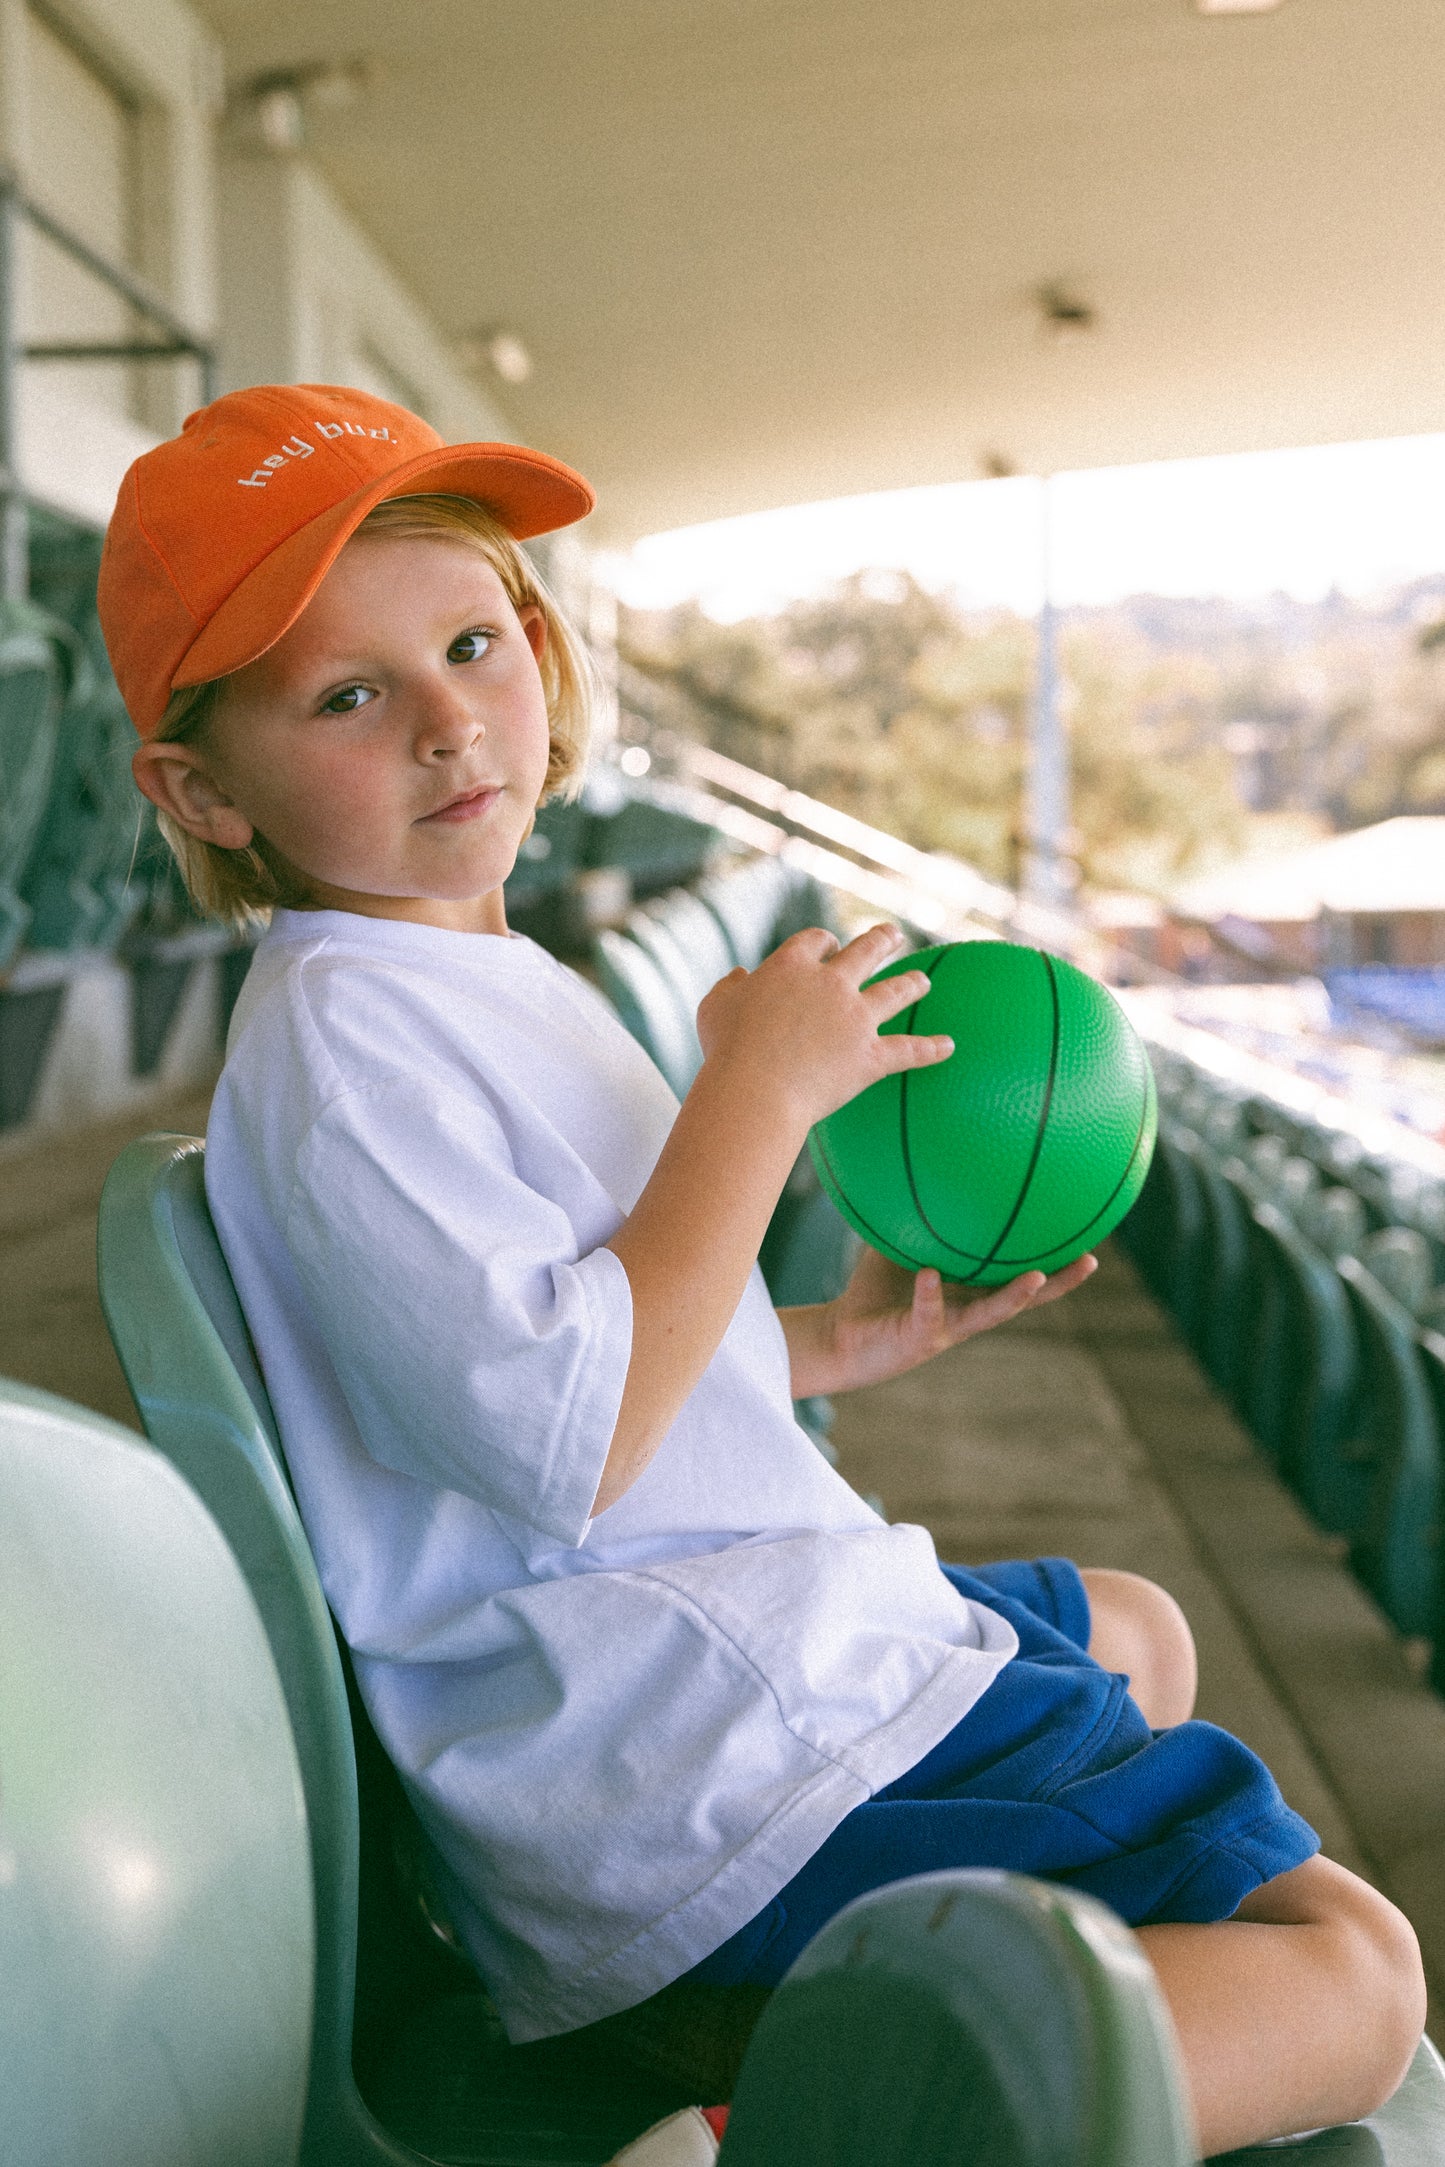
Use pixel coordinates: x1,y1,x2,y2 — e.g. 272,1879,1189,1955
1121,1053,1445,1675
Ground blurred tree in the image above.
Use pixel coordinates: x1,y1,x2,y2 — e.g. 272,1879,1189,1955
620,575,1247,893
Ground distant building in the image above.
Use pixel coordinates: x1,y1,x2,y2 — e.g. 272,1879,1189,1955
1170,817,1445,974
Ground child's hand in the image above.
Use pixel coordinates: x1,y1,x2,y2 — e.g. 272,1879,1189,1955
781,1243,1098,1399
696,922,954,1132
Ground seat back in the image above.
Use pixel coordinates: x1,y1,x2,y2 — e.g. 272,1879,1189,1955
697,857,796,969
720,1871,1193,2167
1173,1132,1251,1390
635,888,738,1007
593,927,702,1096
0,1375,313,2167
1337,1255,1441,1638
97,1135,421,2167
1238,1199,1356,1498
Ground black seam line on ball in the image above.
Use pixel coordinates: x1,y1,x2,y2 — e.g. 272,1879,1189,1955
896,944,1057,1283
811,1123,919,1270
993,1056,1155,1267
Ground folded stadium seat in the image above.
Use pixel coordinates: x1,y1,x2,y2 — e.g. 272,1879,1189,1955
1198,1096,1250,1158
582,792,722,900
593,928,703,1100
0,595,77,969
1149,1127,1216,1352
18,611,143,953
1115,1126,1206,1328
627,900,731,1026
1336,1252,1442,1639
1298,1182,1370,1264
767,869,843,947
635,889,738,1003
1171,1129,1253,1390
1359,1227,1435,1317
1273,1154,1322,1219
1235,1198,1357,1497
695,859,797,971
0,1375,313,2167
1242,1131,1291,1193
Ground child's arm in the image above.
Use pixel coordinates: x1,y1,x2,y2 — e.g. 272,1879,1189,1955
779,1242,1097,1400
597,922,950,1513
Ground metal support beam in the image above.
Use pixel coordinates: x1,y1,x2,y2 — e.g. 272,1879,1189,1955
0,173,26,601
1025,475,1070,910
0,169,216,593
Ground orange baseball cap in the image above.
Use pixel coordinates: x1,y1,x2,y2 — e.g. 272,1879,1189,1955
98,381,595,739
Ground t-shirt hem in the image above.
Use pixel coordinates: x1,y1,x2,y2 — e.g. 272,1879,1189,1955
495,1639,1012,2041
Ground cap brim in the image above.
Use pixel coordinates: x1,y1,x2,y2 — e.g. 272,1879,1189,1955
171,442,594,693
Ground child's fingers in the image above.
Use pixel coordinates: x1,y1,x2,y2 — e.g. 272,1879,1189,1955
875,1028,955,1074
1027,1254,1098,1305
863,966,933,1025
942,1271,1047,1339
831,921,909,985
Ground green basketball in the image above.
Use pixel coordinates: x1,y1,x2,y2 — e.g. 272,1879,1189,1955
808,940,1157,1287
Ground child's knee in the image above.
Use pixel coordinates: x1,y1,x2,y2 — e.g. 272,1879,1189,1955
1334,1874,1427,2100
1242,1856,1425,2113
1080,1567,1197,1728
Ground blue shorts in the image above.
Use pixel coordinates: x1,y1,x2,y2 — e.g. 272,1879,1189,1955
687,1559,1319,1988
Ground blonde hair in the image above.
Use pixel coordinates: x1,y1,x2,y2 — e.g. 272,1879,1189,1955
151,493,594,928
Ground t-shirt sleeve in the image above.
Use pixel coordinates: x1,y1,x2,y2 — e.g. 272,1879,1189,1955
285,1075,632,1547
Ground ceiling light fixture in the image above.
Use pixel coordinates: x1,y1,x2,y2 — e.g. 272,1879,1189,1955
1035,284,1097,344
1194,0,1287,15
456,327,534,386
229,60,373,154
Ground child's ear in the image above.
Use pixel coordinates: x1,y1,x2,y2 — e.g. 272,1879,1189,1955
516,603,547,663
131,742,256,851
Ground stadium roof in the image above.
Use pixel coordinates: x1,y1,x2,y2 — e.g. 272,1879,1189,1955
192,0,1445,540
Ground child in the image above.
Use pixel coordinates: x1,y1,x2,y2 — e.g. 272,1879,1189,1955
105,383,1423,2157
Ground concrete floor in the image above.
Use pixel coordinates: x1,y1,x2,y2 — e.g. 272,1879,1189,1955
8,1082,1445,2036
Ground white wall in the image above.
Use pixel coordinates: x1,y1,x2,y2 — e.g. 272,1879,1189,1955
217,150,511,442
0,0,220,527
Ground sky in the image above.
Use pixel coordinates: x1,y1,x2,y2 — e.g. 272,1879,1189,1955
601,432,1445,622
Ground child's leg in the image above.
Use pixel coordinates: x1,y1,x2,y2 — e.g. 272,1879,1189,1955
1080,1567,1198,1728
1138,1854,1425,2156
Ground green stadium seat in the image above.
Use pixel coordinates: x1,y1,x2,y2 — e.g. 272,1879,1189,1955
19,609,141,953
635,888,738,1008
0,595,78,967
593,928,702,1098
1359,1227,1435,1317
1337,1254,1442,1639
697,859,796,969
97,1135,712,2164
0,1375,312,2167
1298,1183,1369,1263
718,1873,1192,2167
1119,1125,1206,1327
1173,1132,1252,1392
1237,1197,1357,1498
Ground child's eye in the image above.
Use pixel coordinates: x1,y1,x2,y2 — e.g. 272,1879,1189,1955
448,629,495,665
320,683,375,715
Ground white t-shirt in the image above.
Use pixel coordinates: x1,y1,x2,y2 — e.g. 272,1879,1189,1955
205,908,1017,2040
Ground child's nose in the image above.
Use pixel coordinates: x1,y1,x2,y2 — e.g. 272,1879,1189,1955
414,678,483,758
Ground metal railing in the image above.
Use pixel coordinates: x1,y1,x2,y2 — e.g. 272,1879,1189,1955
0,169,216,597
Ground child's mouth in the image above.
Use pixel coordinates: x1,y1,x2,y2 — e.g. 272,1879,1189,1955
418,785,500,825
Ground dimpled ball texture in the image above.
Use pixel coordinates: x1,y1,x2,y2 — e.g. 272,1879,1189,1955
808,940,1157,1287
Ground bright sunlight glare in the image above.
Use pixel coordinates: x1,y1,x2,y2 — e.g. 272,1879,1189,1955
602,434,1445,621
